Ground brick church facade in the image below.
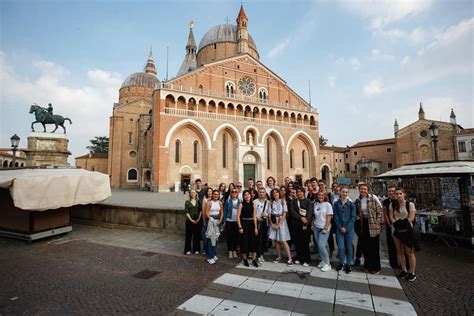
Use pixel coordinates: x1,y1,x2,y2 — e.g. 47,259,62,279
108,6,320,191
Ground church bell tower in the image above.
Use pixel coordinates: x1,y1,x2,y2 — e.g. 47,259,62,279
236,5,249,54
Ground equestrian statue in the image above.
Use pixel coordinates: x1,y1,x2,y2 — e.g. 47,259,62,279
29,103,72,133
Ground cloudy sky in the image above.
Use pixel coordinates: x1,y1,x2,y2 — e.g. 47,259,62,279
1,0,472,161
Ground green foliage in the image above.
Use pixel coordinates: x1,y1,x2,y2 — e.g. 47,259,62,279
87,136,109,153
319,135,328,146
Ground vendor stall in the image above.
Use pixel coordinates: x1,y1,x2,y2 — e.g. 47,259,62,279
0,168,111,242
376,161,474,246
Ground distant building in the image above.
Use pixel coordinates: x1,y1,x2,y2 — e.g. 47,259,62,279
319,146,349,185
0,148,26,168
75,152,108,174
455,128,474,160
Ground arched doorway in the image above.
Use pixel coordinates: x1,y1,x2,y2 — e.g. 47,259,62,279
360,167,370,183
321,165,330,185
242,152,261,183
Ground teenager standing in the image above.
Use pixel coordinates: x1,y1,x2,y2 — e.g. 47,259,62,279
237,190,258,267
184,190,202,255
313,191,333,272
333,187,356,273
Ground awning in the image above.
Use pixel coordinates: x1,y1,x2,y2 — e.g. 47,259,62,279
0,168,111,211
376,161,474,178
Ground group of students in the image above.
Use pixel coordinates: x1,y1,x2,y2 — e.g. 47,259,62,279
183,177,418,281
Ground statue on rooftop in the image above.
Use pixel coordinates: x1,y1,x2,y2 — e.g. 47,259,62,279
29,103,72,133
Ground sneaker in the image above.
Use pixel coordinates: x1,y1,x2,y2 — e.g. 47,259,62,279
353,258,361,267
294,260,301,265
213,256,219,262
260,256,265,262
228,251,233,259
185,251,191,255
321,264,332,272
287,260,294,266
317,261,323,268
371,270,381,275
405,273,416,282
273,257,282,263
252,260,259,268
194,251,199,255
232,251,237,258
243,260,250,267
207,258,216,265
398,271,408,279
302,262,309,267
344,265,352,274
336,264,344,272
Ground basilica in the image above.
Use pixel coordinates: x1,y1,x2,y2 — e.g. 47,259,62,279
107,5,321,191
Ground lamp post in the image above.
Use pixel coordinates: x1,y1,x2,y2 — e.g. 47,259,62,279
429,121,439,162
10,134,20,167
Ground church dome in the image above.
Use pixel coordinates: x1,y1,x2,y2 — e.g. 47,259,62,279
121,72,160,89
198,24,257,51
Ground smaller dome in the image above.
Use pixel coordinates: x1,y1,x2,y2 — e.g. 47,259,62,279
121,72,160,89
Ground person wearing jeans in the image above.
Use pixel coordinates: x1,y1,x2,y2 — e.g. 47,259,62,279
313,191,334,272
333,187,356,273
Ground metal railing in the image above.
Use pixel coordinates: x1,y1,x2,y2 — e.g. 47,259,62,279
162,107,318,130
160,82,316,113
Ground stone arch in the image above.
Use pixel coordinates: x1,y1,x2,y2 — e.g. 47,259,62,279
2,160,8,168
243,125,260,144
218,101,226,114
165,94,175,107
188,97,196,111
286,131,317,155
208,100,216,113
320,163,331,185
164,119,212,149
127,168,138,182
212,123,242,143
310,115,316,126
177,96,186,109
261,128,285,146
179,165,193,174
198,98,206,110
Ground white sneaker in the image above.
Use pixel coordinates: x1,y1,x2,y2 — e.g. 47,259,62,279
303,263,309,267
260,256,265,262
228,251,233,259
232,251,237,258
185,251,191,255
321,264,332,272
207,258,216,265
213,256,219,261
295,260,301,265
317,262,323,268
194,251,199,255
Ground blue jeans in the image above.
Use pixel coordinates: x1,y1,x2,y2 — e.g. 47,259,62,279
205,238,216,260
314,225,331,265
336,228,355,265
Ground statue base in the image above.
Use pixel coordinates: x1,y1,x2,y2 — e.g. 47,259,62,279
24,132,71,167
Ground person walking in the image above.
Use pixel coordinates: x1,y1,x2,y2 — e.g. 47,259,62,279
390,188,417,281
313,191,334,272
289,186,313,266
333,187,356,273
355,183,383,274
254,187,270,262
184,190,202,255
204,190,223,264
383,186,400,269
237,190,259,267
268,188,293,266
223,188,241,259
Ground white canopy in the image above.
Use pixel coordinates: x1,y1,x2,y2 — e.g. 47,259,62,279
0,168,111,211
376,161,474,178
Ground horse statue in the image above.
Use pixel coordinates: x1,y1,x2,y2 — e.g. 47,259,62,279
29,104,72,133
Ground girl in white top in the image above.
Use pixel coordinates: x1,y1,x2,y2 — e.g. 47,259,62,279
313,191,334,272
268,188,293,266
205,190,223,265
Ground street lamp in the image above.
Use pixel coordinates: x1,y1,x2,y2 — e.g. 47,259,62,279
429,122,439,161
10,134,20,167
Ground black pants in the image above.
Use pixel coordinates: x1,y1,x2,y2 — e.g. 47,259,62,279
184,219,202,253
386,224,399,268
327,220,336,253
256,220,268,257
293,224,311,263
355,219,363,259
226,221,239,252
240,220,256,256
361,218,381,272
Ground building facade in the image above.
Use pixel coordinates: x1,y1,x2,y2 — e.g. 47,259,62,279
108,6,320,191
75,153,108,174
455,128,474,160
0,149,26,168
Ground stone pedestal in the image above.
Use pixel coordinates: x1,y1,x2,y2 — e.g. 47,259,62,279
24,132,71,167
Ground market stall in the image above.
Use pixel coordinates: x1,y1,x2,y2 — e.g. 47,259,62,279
376,161,474,246
0,168,111,242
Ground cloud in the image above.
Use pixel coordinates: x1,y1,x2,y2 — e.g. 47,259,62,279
335,57,361,70
328,75,337,88
371,49,395,61
0,51,122,161
363,79,385,96
267,38,291,58
400,56,411,65
339,0,433,30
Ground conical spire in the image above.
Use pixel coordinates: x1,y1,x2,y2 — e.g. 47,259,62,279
144,48,157,75
186,21,197,53
177,21,197,77
237,4,248,20
450,108,457,124
418,102,425,120
394,118,399,134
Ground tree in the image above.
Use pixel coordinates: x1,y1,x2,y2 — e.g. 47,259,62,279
319,135,328,146
87,136,109,154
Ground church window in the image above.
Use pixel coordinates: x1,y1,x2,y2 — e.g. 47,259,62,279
129,151,137,158
302,150,306,169
175,140,181,163
193,140,199,163
471,139,474,151
128,132,133,144
222,133,227,168
225,81,235,98
290,149,294,169
388,163,393,169
127,169,138,182
266,138,271,169
259,88,268,103
214,43,217,49
458,141,466,153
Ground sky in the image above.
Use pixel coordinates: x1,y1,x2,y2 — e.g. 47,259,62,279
1,0,473,162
